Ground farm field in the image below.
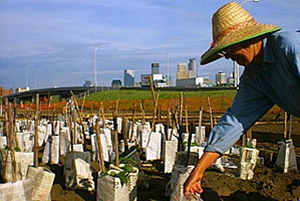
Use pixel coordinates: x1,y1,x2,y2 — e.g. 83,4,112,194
49,89,300,201
1,88,300,201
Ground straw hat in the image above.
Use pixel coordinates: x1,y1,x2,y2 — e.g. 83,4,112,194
200,2,280,65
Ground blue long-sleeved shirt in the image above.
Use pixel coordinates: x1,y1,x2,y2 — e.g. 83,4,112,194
205,31,300,154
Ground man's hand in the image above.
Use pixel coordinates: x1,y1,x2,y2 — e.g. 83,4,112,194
183,152,220,199
183,178,203,199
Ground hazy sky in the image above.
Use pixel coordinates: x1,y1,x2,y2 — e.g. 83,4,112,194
0,0,299,89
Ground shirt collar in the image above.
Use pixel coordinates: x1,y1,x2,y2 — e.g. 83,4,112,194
263,36,275,63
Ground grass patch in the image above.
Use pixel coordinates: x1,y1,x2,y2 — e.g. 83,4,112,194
84,89,236,101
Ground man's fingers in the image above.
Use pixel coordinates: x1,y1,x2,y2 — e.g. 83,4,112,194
195,183,203,193
191,184,202,194
184,182,203,199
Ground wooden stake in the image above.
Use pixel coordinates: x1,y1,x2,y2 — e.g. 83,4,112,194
284,112,288,139
0,97,2,116
8,103,17,182
148,76,156,107
122,117,129,152
247,127,253,140
113,101,120,167
113,124,119,167
242,132,246,147
207,96,213,130
198,107,203,128
166,105,171,140
139,101,145,125
100,102,106,129
151,92,160,132
95,119,105,172
80,93,86,116
13,99,20,151
288,114,292,139
67,113,73,151
34,94,40,167
185,106,189,134
179,92,183,125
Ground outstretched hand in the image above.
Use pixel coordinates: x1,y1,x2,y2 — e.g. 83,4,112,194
183,177,203,199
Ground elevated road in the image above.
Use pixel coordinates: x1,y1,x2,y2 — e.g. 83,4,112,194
3,86,114,102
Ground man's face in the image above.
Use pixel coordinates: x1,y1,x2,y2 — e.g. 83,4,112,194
223,41,258,66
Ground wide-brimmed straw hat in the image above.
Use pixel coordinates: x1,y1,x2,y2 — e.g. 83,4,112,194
200,2,280,65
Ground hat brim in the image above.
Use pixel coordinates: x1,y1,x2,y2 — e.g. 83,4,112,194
200,24,280,65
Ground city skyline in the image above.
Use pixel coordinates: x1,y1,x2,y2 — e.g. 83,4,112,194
0,0,299,89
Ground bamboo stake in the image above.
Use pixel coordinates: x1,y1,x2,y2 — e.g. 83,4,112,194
66,111,73,151
185,107,192,165
80,93,86,116
122,117,129,152
139,101,145,125
71,93,85,143
166,105,171,140
288,114,292,140
284,112,288,139
13,99,20,150
100,102,106,129
34,94,40,167
95,119,105,172
129,102,136,142
148,76,156,107
247,127,253,140
113,100,120,167
207,96,214,130
198,107,203,128
179,92,183,125
4,98,8,137
242,132,246,147
0,97,2,116
151,92,160,132
185,106,189,134
8,103,17,182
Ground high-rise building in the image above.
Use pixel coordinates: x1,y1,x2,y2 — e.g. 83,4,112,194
111,80,122,88
176,63,188,80
140,74,151,87
151,63,160,75
227,72,234,86
215,71,226,86
188,58,197,78
124,69,135,87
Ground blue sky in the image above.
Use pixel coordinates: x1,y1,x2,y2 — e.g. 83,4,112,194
0,0,299,89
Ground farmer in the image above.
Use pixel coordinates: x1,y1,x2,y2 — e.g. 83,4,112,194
184,2,300,198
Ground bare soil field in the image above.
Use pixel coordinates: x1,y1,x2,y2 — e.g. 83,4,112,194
49,129,300,201
6,95,300,201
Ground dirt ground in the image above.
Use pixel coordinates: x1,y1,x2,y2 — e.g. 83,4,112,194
50,136,300,201
49,115,300,201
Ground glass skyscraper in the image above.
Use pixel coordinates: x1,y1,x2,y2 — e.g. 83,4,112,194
124,69,135,87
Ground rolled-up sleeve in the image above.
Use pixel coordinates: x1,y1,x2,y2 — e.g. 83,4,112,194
205,75,274,154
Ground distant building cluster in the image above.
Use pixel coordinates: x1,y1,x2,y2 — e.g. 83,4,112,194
16,86,30,93
215,71,235,87
175,58,211,88
110,62,170,88
89,58,237,89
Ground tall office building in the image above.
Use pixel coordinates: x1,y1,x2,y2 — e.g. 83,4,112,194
215,71,226,86
188,58,197,78
176,63,188,80
151,63,160,75
124,69,135,87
